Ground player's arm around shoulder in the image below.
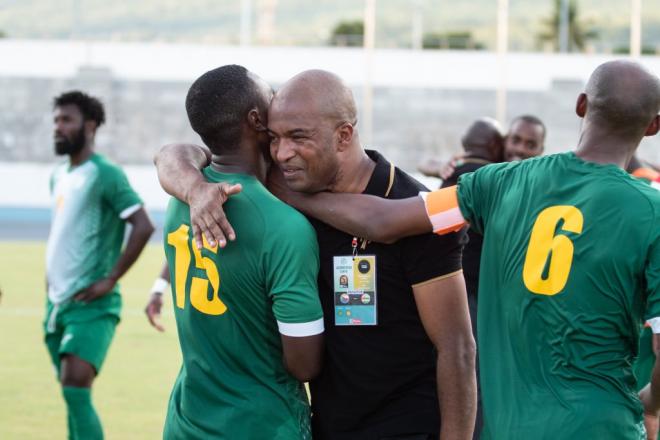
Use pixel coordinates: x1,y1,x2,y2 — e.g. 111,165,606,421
154,143,242,250
265,211,324,382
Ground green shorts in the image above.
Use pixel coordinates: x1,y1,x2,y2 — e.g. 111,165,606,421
44,292,122,376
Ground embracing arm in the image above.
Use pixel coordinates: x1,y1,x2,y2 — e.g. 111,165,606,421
154,142,211,201
287,191,431,244
267,169,434,243
270,169,465,243
413,273,476,440
154,143,241,249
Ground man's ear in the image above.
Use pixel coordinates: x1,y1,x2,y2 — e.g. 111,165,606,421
84,120,97,138
645,115,660,137
335,122,354,151
575,93,587,118
247,108,267,132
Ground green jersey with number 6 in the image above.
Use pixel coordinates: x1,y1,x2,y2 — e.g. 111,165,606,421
456,152,660,440
162,167,324,440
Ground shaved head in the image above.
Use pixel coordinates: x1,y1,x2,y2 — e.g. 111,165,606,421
584,60,660,138
461,117,504,162
268,70,362,193
273,69,357,126
463,118,503,147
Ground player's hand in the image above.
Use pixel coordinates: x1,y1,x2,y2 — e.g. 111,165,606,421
438,159,458,181
145,292,165,332
417,157,444,178
640,384,660,439
74,277,116,303
188,181,242,250
644,412,659,440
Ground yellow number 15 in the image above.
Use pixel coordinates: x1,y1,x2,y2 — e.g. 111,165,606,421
167,224,227,315
522,206,583,296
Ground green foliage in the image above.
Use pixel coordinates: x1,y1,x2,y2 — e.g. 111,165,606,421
537,0,599,52
0,0,658,51
422,31,485,50
0,30,7,39
613,45,658,55
329,20,364,46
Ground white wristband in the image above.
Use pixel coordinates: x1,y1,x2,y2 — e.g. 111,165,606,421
151,278,170,295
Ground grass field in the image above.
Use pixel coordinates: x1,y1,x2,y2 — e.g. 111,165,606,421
0,241,181,439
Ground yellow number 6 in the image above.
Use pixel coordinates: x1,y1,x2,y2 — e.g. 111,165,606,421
522,206,583,296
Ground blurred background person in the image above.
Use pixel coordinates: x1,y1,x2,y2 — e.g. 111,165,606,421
46,90,154,440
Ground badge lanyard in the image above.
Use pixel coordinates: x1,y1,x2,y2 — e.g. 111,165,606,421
351,162,395,258
334,162,395,326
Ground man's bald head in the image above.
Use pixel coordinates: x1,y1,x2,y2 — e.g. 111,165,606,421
272,69,357,127
268,70,361,193
461,117,504,162
582,60,660,138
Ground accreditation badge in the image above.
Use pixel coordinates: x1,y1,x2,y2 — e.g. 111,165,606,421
333,255,377,326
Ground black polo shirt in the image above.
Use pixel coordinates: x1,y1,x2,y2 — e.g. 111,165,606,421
309,150,464,440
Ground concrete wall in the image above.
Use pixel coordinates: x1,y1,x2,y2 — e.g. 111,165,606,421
1,40,659,172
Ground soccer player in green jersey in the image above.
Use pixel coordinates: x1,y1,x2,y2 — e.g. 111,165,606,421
156,70,476,439
256,60,660,439
161,65,324,440
47,91,154,439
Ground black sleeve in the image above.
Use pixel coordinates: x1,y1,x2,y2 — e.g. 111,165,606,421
401,229,465,286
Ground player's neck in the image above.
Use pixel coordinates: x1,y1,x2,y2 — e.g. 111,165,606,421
69,144,94,167
330,149,376,194
575,125,638,169
465,147,495,163
210,147,269,184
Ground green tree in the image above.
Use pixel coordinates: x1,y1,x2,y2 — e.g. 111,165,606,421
422,31,484,50
0,30,7,39
613,45,658,56
538,0,598,52
329,20,363,46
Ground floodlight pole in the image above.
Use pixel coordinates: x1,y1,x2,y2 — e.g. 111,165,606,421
412,0,423,50
363,0,376,148
71,0,81,40
630,0,641,58
240,0,252,46
559,0,570,52
496,0,509,124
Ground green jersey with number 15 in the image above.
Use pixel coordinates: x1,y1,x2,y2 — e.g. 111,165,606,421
456,152,660,440
162,167,324,440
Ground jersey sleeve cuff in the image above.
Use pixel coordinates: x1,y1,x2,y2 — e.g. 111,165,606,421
647,317,660,334
277,318,324,337
119,203,142,219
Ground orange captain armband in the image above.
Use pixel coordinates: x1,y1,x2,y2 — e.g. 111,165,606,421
632,167,660,182
419,186,467,235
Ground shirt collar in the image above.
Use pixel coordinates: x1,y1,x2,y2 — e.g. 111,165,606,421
362,149,393,197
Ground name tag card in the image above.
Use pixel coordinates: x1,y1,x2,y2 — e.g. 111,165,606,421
333,255,377,326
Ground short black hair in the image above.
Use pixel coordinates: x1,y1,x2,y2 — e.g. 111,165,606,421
510,114,546,140
53,90,106,127
185,64,268,154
